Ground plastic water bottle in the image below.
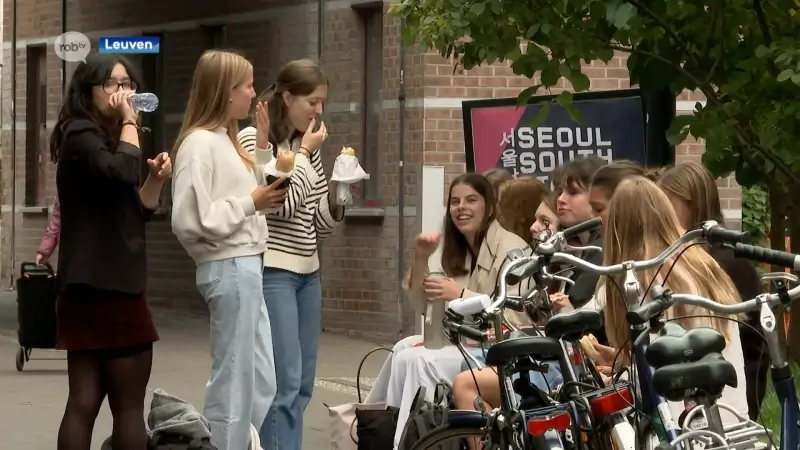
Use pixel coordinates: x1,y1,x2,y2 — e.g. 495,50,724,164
128,93,159,113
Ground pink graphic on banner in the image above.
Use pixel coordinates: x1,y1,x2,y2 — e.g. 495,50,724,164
470,105,526,173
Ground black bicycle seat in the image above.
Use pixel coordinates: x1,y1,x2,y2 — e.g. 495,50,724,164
544,309,603,341
651,352,737,401
645,327,726,368
485,336,563,366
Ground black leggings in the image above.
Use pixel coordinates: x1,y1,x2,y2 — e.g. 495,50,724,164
57,343,153,450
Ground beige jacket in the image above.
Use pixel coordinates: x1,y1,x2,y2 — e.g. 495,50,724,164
405,220,531,342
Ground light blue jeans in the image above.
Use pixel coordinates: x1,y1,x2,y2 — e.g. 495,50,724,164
196,255,276,450
260,268,322,450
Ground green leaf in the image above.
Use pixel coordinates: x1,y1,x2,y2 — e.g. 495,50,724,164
777,69,794,82
555,91,584,123
516,85,542,107
568,71,591,91
754,45,770,59
525,24,540,38
607,1,637,30
792,73,800,85
541,63,560,86
529,102,551,127
469,2,486,15
666,114,695,146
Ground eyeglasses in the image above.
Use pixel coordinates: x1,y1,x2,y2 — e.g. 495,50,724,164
102,79,138,94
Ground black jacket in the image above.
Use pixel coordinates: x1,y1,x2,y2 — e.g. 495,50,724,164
56,119,154,294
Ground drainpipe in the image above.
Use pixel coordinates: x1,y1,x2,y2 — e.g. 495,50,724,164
9,0,17,288
396,17,407,338
316,0,324,60
60,0,66,93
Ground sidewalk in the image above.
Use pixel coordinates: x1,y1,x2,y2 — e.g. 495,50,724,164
0,290,389,449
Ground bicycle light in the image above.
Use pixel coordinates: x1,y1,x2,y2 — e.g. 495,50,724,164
588,385,634,417
526,410,571,436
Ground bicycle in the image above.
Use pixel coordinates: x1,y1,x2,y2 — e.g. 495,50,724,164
624,237,800,450
411,218,636,450
509,220,784,449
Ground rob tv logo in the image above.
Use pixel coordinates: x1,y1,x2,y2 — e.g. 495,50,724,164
99,36,160,54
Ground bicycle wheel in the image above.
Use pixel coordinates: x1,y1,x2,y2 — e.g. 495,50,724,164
409,424,502,450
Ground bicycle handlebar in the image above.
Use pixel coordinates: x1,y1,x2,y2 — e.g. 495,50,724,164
625,241,800,325
627,283,800,326
729,243,800,271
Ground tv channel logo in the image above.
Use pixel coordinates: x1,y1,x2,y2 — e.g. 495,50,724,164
54,31,91,63
99,36,160,54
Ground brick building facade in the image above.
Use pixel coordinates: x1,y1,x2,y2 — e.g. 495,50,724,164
1,0,741,341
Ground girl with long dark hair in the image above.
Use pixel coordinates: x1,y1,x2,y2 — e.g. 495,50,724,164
51,53,171,450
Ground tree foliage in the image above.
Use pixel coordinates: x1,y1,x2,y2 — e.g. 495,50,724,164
391,0,800,187
392,0,800,357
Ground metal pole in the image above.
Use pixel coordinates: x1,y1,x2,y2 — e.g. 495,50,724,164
9,0,17,287
396,18,407,337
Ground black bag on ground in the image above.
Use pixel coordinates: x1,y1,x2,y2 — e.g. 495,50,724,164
397,383,461,450
355,406,400,450
16,262,57,349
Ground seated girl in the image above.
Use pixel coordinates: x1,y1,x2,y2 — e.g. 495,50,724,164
365,175,544,409
373,173,531,449
588,176,749,423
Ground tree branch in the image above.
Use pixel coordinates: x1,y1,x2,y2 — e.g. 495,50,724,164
610,43,799,183
753,0,772,45
608,44,713,98
627,0,702,67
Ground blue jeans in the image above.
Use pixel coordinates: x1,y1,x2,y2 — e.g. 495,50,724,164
259,268,322,450
196,255,276,450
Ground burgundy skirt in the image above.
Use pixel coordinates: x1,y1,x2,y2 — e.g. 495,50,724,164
56,284,160,351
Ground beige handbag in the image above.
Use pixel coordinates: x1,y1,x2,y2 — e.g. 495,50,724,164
327,347,394,450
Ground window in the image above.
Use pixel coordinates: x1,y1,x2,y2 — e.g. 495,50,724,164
202,25,226,49
139,33,165,182
25,45,47,206
356,4,383,202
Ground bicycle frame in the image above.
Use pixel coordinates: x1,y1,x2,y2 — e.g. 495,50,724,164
629,325,681,445
758,287,800,450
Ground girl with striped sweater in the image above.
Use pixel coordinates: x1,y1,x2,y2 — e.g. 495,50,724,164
237,59,344,450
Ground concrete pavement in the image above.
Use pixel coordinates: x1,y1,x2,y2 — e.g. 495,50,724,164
0,290,389,449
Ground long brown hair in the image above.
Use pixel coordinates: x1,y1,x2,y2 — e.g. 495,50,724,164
601,176,739,355
442,173,497,277
498,177,548,242
255,59,328,146
172,50,255,170
657,162,725,225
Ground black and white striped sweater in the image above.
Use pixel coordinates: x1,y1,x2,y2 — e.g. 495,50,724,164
237,126,340,274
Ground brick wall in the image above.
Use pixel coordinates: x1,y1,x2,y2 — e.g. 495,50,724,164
0,0,741,341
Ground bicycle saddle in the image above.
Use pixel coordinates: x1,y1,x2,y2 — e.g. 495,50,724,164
651,352,737,401
645,326,726,368
544,309,603,341
485,336,563,366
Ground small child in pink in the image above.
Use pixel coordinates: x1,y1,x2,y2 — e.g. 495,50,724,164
35,196,61,266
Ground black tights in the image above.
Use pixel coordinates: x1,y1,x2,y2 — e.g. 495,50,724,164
57,343,153,450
